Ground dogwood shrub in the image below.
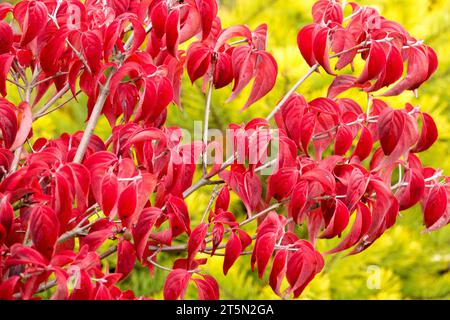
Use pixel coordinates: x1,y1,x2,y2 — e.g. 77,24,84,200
0,0,447,300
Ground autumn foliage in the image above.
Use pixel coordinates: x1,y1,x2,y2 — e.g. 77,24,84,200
0,0,447,300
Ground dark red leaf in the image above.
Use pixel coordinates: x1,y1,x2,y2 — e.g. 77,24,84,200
223,231,242,275
187,223,208,264
163,268,191,300
100,173,118,217
30,205,59,260
116,239,136,280
320,199,350,239
14,0,48,46
242,51,278,110
166,8,180,57
411,112,438,153
193,274,220,300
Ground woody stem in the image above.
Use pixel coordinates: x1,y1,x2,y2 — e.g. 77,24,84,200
73,71,115,163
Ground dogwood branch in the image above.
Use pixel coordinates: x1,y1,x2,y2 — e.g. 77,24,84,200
31,72,68,88
202,74,215,176
200,185,221,223
73,71,115,163
184,40,389,197
34,90,82,119
13,241,118,299
266,63,319,121
33,84,70,120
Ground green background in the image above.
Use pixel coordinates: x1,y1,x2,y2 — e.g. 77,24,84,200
5,0,450,299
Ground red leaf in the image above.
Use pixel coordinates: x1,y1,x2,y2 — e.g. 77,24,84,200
352,126,373,161
252,211,283,278
237,228,252,249
220,166,262,216
151,1,168,38
30,205,59,260
378,109,418,165
117,182,137,227
424,45,438,82
0,22,13,55
163,269,191,300
8,243,48,267
166,194,191,235
59,163,91,213
166,8,180,57
0,54,14,97
376,44,404,90
288,180,309,224
116,239,136,280
378,110,405,155
313,27,335,75
95,284,112,300
349,179,399,254
312,0,343,24
242,51,278,110
39,29,68,75
411,112,438,153
213,52,233,89
81,31,103,73
100,173,119,217
79,220,115,251
214,25,252,51
286,240,324,298
396,168,425,210
297,23,319,67
0,276,20,300
215,186,230,212
0,3,13,21
193,274,220,300
211,222,224,256
0,99,17,148
197,0,219,40
252,23,268,51
320,199,350,239
266,167,299,202
14,0,48,46
326,202,372,254
422,184,448,229
0,224,6,247
356,42,386,84
334,124,353,156
228,46,256,102
327,75,358,99
132,207,161,261
381,46,431,96
331,29,357,70
0,194,14,235
126,17,146,54
344,167,369,211
186,43,211,83
187,223,208,264
10,102,32,151
269,249,288,295
223,231,242,275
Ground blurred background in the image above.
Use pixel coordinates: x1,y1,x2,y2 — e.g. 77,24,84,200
6,0,450,299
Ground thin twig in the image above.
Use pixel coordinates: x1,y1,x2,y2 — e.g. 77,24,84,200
6,78,26,90
34,90,82,120
33,84,70,120
8,147,23,174
265,63,319,121
200,185,220,223
202,78,214,176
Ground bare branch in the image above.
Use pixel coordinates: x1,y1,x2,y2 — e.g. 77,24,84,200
73,71,115,163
